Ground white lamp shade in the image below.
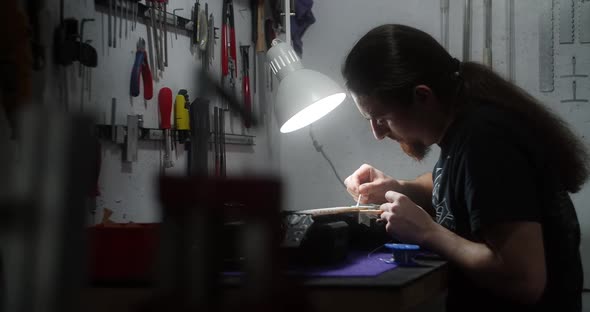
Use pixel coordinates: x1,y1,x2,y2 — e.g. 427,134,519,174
267,40,346,133
277,69,346,133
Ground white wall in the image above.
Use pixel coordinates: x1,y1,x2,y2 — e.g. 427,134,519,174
279,0,590,299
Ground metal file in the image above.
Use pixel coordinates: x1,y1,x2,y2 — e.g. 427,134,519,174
580,0,590,43
540,0,555,92
560,0,574,44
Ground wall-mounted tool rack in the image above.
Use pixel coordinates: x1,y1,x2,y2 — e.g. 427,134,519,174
94,0,193,36
96,124,256,146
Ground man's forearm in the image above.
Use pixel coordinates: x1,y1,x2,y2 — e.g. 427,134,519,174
422,222,545,304
398,173,434,216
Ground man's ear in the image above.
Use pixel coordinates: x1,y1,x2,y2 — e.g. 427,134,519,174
413,85,434,105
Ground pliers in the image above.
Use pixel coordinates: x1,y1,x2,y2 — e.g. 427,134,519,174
130,38,154,100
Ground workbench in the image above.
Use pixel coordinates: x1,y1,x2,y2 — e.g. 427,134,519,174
81,259,448,312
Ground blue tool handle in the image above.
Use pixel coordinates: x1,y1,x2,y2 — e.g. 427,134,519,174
130,50,144,97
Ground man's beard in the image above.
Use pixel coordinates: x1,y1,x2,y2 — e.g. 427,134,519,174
400,141,431,161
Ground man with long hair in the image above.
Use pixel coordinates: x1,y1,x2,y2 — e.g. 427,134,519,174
343,24,588,311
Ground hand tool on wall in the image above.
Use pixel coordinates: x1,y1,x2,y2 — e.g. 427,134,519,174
207,13,217,68
254,0,265,95
213,106,226,176
221,0,237,133
440,0,449,50
173,90,189,157
149,0,161,73
222,0,238,78
125,0,128,39
483,0,492,67
560,56,588,78
119,0,122,40
539,0,554,92
173,8,184,40
101,11,105,55
240,45,252,128
214,107,220,176
163,0,168,67
506,0,515,81
159,87,174,168
176,90,190,131
130,0,135,31
130,38,154,99
200,5,210,70
134,0,138,31
197,0,204,47
82,39,93,110
559,0,574,44
199,4,209,53
156,1,163,68
581,0,590,43
108,0,113,47
144,14,157,82
256,0,265,52
462,0,471,61
220,108,226,177
561,80,588,103
113,0,117,48
251,0,257,47
158,0,166,70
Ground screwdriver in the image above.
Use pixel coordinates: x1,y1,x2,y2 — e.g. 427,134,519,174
240,45,251,128
158,87,174,168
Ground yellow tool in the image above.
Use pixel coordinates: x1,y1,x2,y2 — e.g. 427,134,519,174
175,90,190,130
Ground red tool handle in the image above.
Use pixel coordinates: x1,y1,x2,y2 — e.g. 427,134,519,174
158,87,173,129
141,51,153,100
221,24,228,76
243,75,251,128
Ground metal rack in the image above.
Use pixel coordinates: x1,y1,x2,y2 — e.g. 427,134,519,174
94,0,193,36
95,124,256,146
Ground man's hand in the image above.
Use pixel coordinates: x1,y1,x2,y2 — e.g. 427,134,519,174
344,164,400,204
379,190,437,245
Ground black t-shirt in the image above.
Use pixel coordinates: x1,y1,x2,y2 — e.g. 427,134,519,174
432,103,583,312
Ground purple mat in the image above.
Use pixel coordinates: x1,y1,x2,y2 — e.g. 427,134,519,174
225,251,398,277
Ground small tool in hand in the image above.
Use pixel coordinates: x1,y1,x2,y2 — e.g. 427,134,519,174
356,194,362,207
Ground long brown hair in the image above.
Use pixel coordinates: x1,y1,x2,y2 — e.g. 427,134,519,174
342,24,589,193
